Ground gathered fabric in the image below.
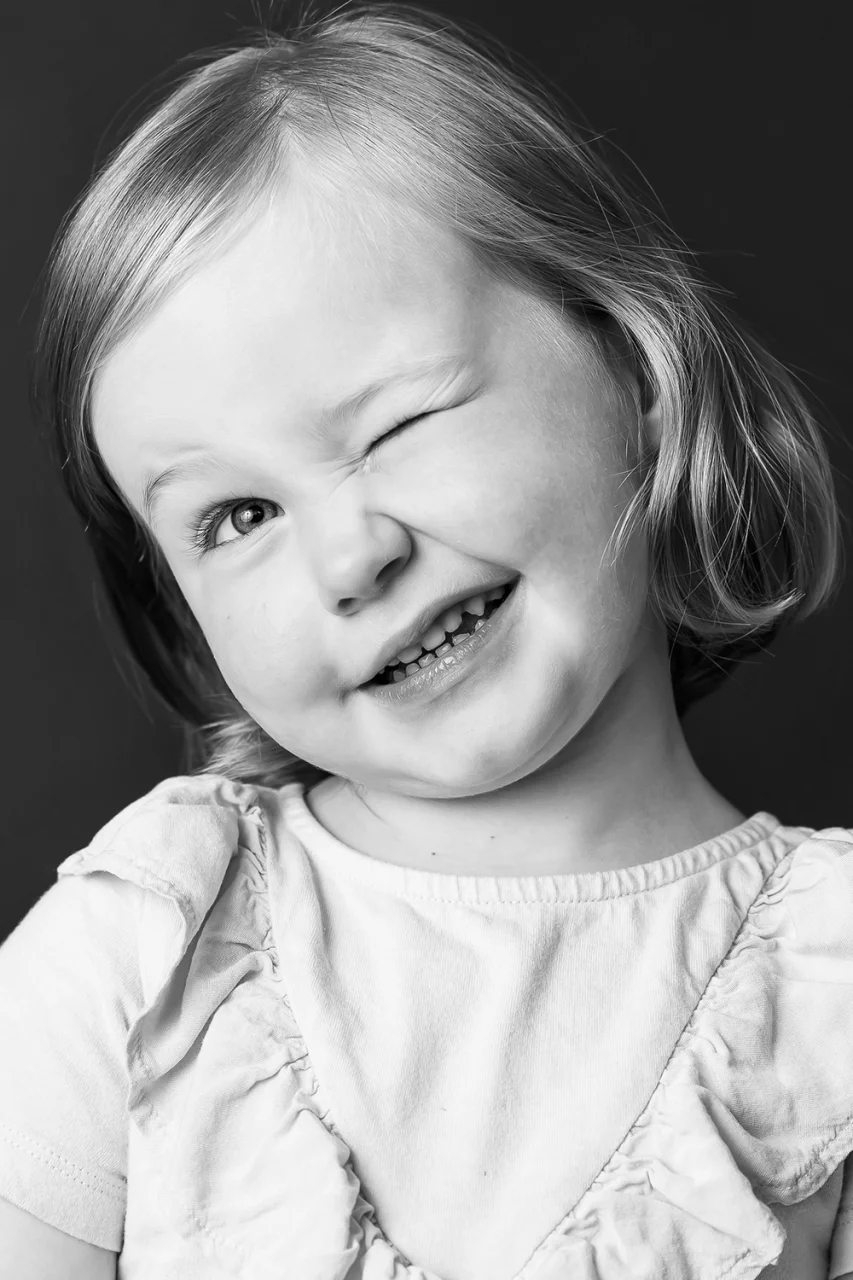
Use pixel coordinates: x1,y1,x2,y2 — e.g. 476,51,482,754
1,772,853,1279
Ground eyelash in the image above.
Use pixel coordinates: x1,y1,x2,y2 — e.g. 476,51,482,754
186,414,425,556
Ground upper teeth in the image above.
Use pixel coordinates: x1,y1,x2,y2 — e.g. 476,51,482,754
391,584,510,668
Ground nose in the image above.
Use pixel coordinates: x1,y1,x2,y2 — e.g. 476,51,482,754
301,481,412,615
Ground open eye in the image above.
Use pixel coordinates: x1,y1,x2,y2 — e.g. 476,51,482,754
189,497,280,554
216,499,278,546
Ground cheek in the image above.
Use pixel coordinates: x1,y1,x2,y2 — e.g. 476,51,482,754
380,423,570,564
191,590,309,709
386,405,625,572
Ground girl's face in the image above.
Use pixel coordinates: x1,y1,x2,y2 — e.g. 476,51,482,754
93,174,660,798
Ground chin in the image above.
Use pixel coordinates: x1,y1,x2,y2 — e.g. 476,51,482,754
376,733,554,799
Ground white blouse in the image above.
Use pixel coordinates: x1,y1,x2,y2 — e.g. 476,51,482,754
0,772,852,1279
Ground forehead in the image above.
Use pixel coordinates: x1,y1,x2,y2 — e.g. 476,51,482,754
92,174,495,468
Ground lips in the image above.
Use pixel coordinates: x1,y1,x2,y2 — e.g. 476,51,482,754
371,583,513,685
360,576,520,687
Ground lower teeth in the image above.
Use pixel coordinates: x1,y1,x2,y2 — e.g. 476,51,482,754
382,631,472,684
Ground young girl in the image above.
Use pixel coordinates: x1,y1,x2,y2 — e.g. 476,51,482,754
1,3,851,1277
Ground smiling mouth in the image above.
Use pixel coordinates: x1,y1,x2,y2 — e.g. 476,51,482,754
366,581,516,687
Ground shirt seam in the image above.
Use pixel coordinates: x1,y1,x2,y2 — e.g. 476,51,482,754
302,841,790,906
0,1119,126,1203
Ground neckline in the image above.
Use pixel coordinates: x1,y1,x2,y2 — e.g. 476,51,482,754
277,781,788,904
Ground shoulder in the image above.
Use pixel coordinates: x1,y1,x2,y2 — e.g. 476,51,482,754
2,773,268,994
11,770,278,1041
755,819,853,940
56,772,270,935
714,819,853,1035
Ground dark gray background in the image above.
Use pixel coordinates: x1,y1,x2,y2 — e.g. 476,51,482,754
2,1,850,938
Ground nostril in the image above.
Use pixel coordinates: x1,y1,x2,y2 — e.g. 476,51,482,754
376,557,406,591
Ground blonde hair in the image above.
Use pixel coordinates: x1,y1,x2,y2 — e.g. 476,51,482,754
32,0,846,789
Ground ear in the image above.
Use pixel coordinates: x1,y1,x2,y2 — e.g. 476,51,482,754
592,313,662,453
569,302,664,457
641,392,663,453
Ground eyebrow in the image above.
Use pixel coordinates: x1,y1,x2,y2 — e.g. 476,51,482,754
140,353,467,527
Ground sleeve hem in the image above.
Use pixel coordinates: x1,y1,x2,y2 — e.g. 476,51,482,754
0,1120,125,1251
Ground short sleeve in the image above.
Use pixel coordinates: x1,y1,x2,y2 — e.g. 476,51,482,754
830,1155,853,1279
0,871,147,1251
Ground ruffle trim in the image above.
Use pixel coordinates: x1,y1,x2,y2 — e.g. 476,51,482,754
59,779,853,1279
